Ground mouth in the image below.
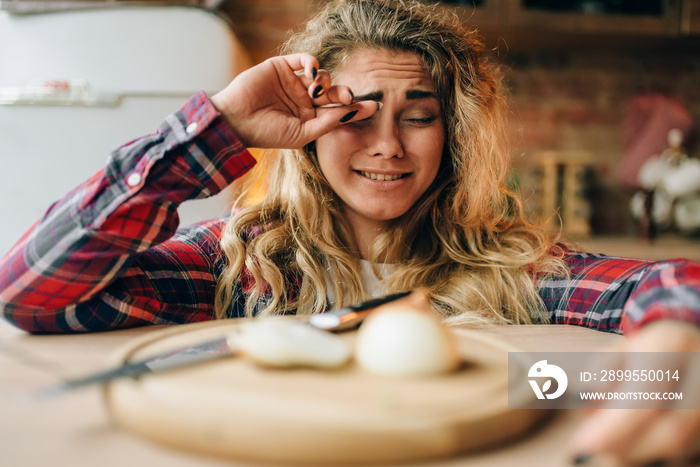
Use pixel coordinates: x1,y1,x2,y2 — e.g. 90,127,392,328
356,170,410,181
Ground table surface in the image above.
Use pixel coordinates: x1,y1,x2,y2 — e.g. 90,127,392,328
1,318,624,467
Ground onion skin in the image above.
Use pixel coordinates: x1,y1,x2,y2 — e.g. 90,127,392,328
355,292,460,377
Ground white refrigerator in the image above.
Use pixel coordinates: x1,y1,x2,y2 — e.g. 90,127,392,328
0,3,249,255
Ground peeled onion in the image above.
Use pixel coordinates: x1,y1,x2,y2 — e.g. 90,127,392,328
355,292,460,377
229,318,351,369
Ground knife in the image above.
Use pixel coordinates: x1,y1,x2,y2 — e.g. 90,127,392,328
308,290,410,331
37,335,233,397
37,291,411,396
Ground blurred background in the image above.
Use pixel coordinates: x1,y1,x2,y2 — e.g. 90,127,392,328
2,0,699,260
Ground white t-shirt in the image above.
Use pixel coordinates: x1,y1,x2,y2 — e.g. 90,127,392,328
325,260,393,305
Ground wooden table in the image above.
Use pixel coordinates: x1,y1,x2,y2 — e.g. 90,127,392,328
0,318,624,467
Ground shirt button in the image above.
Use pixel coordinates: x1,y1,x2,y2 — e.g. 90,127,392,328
186,122,198,134
127,172,142,187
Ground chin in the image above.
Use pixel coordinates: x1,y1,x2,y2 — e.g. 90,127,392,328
365,209,411,223
344,200,415,225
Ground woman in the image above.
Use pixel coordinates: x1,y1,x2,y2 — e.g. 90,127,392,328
1,0,698,463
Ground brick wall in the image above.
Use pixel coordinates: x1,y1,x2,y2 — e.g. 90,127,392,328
502,47,700,234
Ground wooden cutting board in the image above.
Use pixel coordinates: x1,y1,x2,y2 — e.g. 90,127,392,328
103,319,547,464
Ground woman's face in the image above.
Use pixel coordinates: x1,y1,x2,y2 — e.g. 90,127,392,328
315,48,445,232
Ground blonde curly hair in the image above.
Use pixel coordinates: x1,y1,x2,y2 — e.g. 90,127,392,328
215,0,568,326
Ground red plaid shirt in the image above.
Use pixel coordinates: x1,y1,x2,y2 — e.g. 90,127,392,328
1,93,699,334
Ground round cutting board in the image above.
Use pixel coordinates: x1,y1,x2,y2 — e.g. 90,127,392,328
103,319,546,464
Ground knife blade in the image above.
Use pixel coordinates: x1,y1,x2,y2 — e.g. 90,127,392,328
37,335,233,397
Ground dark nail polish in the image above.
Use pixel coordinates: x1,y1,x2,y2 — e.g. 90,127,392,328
312,85,324,99
340,110,358,123
312,67,317,79
572,453,592,465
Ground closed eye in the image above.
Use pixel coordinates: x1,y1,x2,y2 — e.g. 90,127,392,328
406,116,437,125
349,113,437,126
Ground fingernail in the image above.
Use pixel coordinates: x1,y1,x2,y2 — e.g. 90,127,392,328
312,67,318,79
376,101,383,111
312,85,324,99
572,453,592,465
340,110,358,123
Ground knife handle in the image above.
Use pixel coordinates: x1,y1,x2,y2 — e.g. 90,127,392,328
309,291,411,331
344,291,411,313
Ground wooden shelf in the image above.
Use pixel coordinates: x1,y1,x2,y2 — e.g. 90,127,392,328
442,0,698,40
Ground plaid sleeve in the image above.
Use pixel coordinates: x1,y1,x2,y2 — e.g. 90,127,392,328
0,92,256,333
537,252,700,334
621,258,700,333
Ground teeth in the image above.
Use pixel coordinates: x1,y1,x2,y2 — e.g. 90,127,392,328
361,171,402,181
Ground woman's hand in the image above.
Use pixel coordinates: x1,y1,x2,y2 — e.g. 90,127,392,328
569,320,700,465
211,53,380,149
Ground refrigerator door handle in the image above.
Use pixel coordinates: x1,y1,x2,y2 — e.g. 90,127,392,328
0,79,122,106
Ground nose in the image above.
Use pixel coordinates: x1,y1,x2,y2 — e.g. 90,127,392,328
365,111,404,159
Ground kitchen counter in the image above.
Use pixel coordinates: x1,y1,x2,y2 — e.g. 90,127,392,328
576,234,700,262
1,318,626,467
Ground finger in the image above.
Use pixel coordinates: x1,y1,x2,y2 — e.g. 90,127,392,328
282,52,320,82
322,85,355,106
623,408,700,464
307,70,354,106
309,69,332,100
302,100,381,141
568,408,661,460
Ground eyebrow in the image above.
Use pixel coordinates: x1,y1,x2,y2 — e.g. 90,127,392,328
406,89,438,100
352,91,383,102
352,89,438,102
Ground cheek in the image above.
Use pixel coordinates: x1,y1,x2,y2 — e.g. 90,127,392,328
315,128,358,175
315,139,336,179
408,128,444,174
429,126,446,156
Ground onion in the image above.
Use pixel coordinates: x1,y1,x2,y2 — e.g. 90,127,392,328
355,292,460,377
229,318,351,369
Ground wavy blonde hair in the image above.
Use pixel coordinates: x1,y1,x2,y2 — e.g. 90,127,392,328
215,0,568,325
